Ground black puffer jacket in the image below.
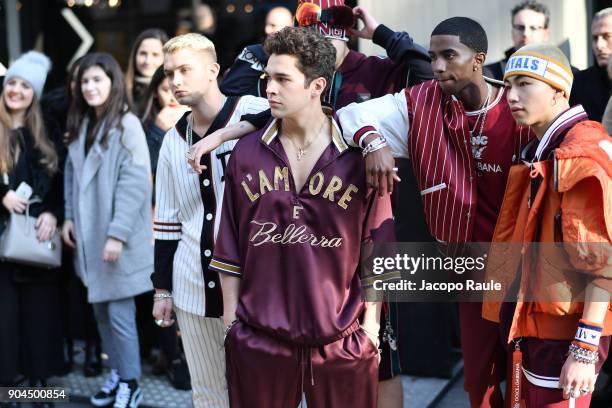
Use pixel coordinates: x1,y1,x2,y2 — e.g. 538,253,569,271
570,64,612,121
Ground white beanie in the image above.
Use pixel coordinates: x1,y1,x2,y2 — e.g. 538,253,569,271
3,51,51,98
503,44,573,99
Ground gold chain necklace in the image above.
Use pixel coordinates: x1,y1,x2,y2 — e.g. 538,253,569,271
285,118,327,161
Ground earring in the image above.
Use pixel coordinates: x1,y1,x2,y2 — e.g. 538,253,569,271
551,98,557,106
473,66,478,71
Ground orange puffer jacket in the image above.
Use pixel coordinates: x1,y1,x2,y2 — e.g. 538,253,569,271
483,120,612,343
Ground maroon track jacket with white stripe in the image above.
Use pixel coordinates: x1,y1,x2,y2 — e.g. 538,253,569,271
210,115,396,345
338,79,533,243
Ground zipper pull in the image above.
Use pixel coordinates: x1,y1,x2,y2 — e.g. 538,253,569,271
510,339,524,408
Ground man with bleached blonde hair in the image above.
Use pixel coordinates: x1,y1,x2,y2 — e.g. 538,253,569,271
150,33,268,407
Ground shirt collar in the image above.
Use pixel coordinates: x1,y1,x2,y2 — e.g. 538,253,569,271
175,111,191,140
533,105,588,161
260,108,349,153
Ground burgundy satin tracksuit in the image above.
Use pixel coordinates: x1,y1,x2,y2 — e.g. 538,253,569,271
210,117,395,407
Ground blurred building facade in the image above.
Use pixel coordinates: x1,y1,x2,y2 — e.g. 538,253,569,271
0,0,610,92
359,0,612,71
0,0,297,88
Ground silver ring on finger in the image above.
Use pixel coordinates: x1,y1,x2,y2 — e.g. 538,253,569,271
580,388,590,394
570,389,581,399
155,319,164,327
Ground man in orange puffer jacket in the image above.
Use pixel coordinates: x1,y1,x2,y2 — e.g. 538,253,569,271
487,43,612,407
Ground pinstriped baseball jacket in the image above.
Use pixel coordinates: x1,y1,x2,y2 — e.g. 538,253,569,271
152,95,269,317
338,79,533,243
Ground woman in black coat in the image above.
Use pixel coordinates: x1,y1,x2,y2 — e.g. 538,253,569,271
0,51,65,393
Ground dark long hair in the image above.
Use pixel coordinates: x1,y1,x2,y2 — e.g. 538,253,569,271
67,52,130,146
67,56,86,95
139,65,166,123
63,55,85,143
125,28,169,102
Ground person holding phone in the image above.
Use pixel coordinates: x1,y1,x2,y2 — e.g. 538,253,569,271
0,51,64,396
63,52,153,408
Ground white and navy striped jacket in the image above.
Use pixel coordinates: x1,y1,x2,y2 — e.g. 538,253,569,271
152,95,269,317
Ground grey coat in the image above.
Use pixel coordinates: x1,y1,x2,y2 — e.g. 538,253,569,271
65,112,153,303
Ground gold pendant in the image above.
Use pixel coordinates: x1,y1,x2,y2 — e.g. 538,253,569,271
297,148,305,161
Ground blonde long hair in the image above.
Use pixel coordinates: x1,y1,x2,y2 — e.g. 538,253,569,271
0,92,58,175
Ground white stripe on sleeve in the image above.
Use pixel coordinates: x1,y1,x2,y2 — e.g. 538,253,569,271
154,136,182,240
337,91,410,158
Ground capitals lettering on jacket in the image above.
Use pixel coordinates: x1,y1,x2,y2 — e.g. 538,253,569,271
240,166,359,210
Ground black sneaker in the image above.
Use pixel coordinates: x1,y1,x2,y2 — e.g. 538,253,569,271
167,357,191,390
113,381,142,408
90,369,120,406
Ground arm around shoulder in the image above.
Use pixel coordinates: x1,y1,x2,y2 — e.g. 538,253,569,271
337,92,410,158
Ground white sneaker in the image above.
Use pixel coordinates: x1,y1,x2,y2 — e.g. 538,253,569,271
113,381,142,408
90,369,120,406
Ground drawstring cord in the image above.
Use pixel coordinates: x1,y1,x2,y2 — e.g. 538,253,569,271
300,348,304,408
299,347,316,407
310,348,314,386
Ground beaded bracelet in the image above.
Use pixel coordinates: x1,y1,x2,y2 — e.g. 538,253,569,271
569,343,599,364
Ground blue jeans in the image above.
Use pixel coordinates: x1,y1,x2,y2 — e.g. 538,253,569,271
92,297,141,380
